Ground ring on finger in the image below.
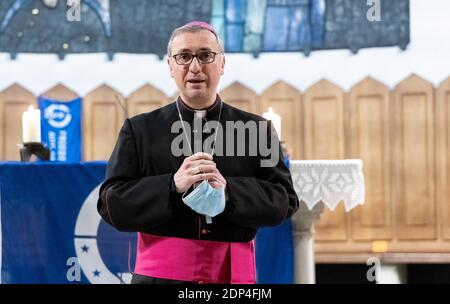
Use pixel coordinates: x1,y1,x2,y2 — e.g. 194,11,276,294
192,166,200,175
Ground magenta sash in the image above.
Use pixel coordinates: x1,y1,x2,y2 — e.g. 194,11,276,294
134,233,256,284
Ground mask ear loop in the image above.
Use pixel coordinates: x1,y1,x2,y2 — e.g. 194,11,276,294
181,179,205,201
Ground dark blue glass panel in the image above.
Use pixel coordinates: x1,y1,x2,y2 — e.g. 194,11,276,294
263,7,290,51
245,0,266,34
226,0,246,23
311,0,326,48
226,23,244,52
288,6,311,51
267,0,308,5
243,33,262,52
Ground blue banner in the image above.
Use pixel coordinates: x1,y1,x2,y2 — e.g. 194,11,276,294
38,97,82,162
0,162,294,284
255,220,294,284
0,162,136,284
255,157,294,284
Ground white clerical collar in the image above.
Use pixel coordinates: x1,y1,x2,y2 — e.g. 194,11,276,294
194,110,207,118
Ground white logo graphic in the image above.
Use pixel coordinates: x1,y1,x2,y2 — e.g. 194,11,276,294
74,185,132,284
44,104,72,128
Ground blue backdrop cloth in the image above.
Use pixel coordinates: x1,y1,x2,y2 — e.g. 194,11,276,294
38,96,82,162
255,157,294,284
255,219,294,284
0,162,294,283
0,162,136,284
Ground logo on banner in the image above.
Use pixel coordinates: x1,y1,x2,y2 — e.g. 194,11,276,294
39,97,82,162
44,104,72,128
73,185,132,284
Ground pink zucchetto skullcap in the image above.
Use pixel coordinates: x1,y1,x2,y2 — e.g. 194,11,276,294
183,21,217,36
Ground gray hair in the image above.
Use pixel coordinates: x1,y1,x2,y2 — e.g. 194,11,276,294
167,24,225,56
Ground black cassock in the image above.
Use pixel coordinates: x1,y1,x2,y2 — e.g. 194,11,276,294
97,96,299,242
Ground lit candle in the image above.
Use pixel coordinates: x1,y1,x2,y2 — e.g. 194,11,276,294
263,107,282,140
22,105,41,143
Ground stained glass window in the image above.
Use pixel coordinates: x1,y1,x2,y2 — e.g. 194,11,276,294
0,0,410,59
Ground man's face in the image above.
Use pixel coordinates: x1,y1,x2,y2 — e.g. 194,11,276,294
168,30,225,106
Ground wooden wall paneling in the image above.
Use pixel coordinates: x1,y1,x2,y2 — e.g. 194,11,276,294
83,84,126,161
1,75,450,258
393,74,436,240
220,81,259,114
127,84,167,118
260,81,302,159
41,83,78,101
303,79,347,241
437,77,450,240
349,77,392,241
0,84,36,160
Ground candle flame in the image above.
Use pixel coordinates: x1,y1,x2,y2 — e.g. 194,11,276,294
28,105,34,111
268,107,274,113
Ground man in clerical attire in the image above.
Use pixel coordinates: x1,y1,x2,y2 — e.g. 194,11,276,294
97,21,299,284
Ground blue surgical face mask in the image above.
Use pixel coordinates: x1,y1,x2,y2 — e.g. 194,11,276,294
182,180,225,221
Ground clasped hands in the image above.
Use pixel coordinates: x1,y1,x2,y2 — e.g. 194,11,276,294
173,152,227,194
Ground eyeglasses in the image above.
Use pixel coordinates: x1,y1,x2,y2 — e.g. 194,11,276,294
172,51,220,65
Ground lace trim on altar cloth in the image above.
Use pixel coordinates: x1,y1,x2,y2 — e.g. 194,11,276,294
290,159,365,211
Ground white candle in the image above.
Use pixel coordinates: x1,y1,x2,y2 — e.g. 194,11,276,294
263,107,282,140
22,105,41,143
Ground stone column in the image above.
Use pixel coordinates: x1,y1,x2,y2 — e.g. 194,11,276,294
291,201,325,284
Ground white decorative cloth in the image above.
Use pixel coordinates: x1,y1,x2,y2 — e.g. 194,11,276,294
290,159,365,211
